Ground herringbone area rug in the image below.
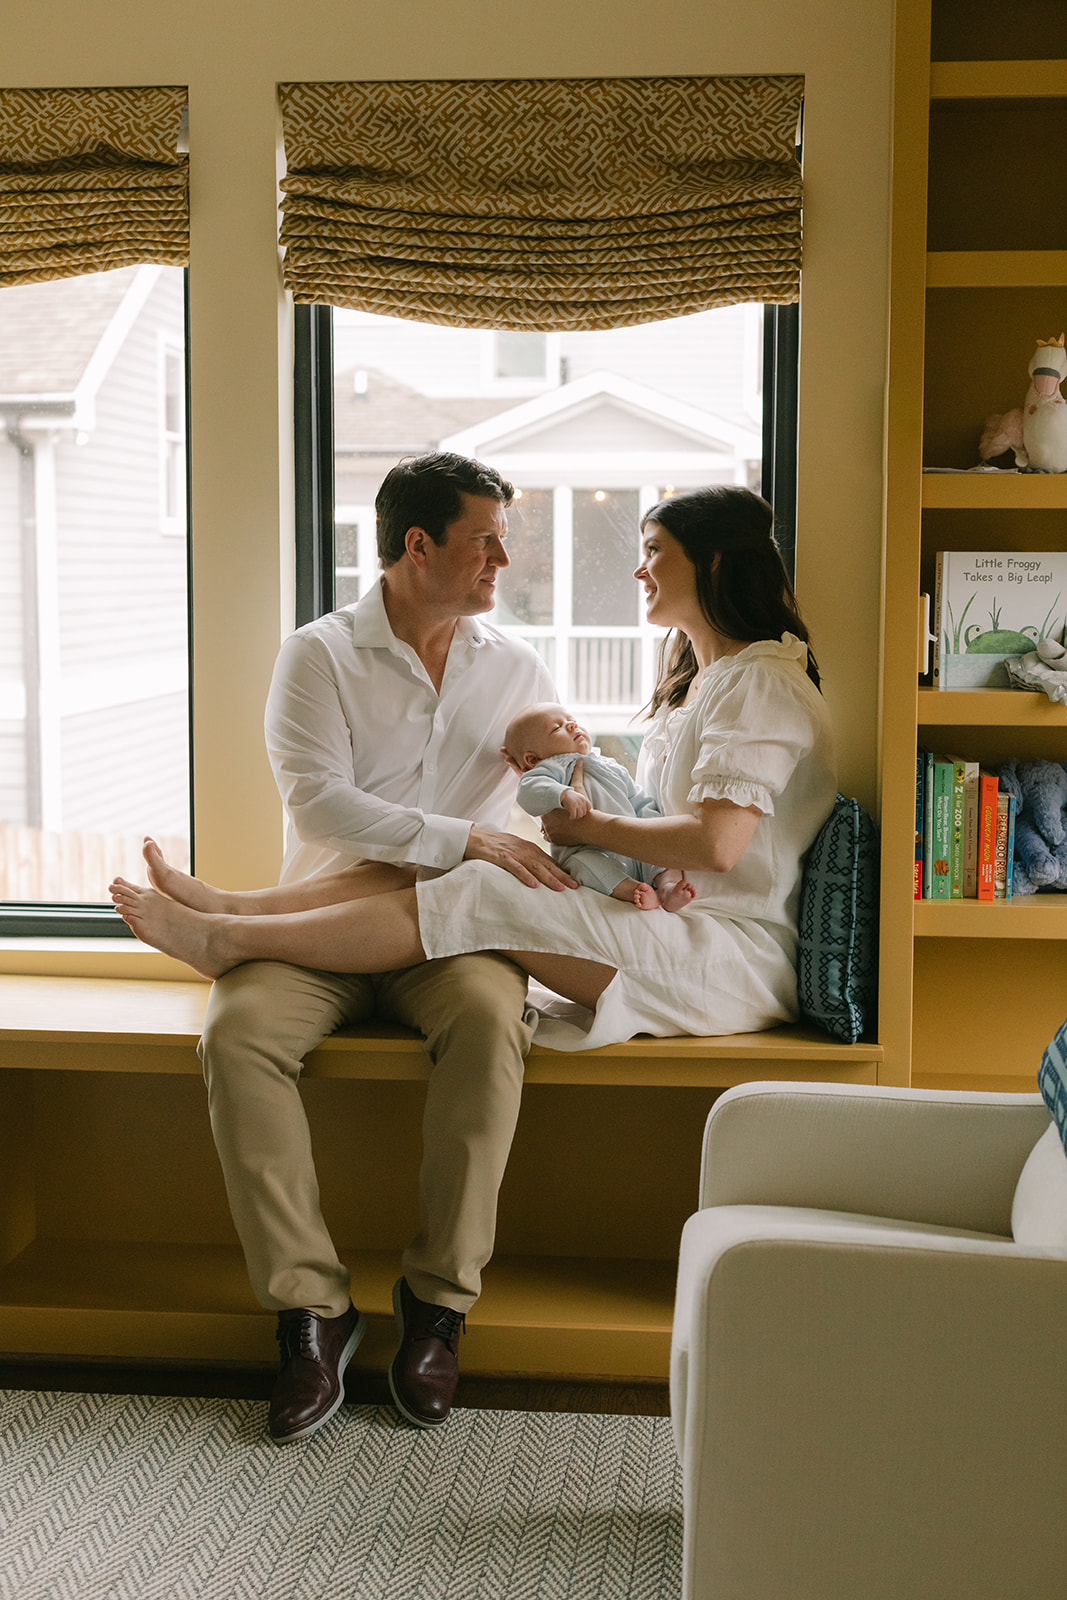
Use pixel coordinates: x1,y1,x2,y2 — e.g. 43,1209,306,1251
0,1389,682,1600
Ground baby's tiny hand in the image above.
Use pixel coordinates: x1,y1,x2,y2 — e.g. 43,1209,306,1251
561,786,592,819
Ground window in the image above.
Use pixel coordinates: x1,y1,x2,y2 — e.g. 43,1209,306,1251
0,266,192,931
161,342,186,530
300,302,782,734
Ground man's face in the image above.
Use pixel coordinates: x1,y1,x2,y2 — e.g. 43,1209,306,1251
420,492,509,616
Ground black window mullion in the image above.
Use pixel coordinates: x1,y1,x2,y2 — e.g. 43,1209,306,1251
294,303,336,627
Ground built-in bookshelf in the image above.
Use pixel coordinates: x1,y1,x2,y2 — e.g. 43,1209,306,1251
882,0,1067,1092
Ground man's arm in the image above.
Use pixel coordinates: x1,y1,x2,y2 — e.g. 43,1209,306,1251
265,629,576,888
265,631,470,869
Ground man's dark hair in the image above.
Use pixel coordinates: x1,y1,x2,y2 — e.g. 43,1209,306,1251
375,452,514,567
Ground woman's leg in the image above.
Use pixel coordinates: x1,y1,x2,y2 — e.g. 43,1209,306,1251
110,881,427,980
142,837,416,915
502,950,616,1011
110,879,618,1009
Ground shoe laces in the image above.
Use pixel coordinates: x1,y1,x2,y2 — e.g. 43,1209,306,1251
276,1309,316,1365
425,1305,466,1348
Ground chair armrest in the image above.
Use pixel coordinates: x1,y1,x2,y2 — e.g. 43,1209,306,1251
674,1207,1067,1600
699,1080,1049,1235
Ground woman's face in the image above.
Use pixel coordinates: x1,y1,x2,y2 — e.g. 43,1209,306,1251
634,521,699,631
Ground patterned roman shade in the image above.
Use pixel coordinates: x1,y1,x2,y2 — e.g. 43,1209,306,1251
0,87,188,287
279,77,803,330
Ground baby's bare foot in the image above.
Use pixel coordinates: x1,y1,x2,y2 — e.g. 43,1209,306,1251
143,838,229,913
658,877,697,914
632,882,659,910
109,878,239,979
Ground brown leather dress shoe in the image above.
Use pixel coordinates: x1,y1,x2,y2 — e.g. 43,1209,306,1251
268,1301,366,1444
388,1276,465,1429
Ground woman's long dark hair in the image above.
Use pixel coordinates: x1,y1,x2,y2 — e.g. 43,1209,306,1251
642,485,820,715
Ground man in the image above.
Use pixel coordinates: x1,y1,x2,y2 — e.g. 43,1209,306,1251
199,451,574,1443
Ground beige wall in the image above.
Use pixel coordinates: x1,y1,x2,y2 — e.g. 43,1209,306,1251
6,0,893,905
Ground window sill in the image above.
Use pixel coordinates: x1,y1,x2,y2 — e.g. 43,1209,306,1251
0,938,197,981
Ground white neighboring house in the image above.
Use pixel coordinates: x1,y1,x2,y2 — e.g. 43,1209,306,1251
0,265,189,867
332,315,763,730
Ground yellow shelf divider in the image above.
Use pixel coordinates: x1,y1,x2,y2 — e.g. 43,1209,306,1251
930,59,1067,99
927,250,1067,288
914,896,1067,938
921,473,1067,509
918,688,1067,727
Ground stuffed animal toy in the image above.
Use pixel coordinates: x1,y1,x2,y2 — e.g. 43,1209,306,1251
999,758,1067,893
980,335,1067,473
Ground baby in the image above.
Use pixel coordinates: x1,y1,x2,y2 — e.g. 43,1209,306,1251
503,702,696,912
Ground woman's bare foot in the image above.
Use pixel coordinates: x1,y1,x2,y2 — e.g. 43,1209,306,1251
656,871,697,913
143,837,230,913
109,878,240,979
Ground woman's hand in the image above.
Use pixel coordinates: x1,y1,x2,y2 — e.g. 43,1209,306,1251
541,804,599,846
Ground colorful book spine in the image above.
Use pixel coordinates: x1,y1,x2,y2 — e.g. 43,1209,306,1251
922,749,934,899
993,792,1012,899
929,754,953,899
962,762,981,898
949,755,967,898
976,771,999,902
1004,793,1016,900
915,751,925,900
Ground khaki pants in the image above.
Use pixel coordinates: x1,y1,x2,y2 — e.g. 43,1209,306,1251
198,952,535,1317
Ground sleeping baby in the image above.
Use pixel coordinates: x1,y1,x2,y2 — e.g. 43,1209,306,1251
502,702,696,912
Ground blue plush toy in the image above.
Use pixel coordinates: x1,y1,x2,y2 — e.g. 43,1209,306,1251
999,758,1067,893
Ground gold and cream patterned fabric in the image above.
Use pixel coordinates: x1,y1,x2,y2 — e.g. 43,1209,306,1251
279,77,803,330
0,87,188,287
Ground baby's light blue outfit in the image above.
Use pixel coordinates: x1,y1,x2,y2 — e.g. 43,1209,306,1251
516,749,665,896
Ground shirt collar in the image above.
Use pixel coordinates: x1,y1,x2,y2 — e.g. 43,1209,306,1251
347,578,487,651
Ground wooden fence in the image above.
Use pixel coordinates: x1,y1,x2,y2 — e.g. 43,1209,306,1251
0,823,190,904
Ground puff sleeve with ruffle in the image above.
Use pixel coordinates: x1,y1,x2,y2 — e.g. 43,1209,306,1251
687,648,820,818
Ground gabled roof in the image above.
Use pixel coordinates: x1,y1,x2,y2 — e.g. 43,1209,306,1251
333,365,507,453
441,370,762,460
0,266,163,419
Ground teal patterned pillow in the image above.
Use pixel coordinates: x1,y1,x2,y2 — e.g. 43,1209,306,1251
796,795,880,1044
1038,1018,1067,1158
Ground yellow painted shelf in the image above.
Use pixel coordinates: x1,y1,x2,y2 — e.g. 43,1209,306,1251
921,473,1067,508
0,975,882,1085
914,895,1067,938
930,59,1067,99
918,688,1067,726
0,1239,676,1379
927,250,1067,288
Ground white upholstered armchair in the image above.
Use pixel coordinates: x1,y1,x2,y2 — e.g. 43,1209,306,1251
671,1080,1067,1600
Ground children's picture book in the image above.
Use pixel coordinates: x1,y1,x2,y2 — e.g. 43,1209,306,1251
933,551,1067,688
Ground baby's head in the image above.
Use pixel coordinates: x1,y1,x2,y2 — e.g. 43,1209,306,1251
503,703,592,772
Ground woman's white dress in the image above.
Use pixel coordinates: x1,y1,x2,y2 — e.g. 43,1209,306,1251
415,635,837,1049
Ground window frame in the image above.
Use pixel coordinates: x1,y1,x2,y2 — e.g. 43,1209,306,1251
293,302,800,637
0,269,193,938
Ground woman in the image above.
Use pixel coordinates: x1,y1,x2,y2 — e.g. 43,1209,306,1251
111,486,836,1050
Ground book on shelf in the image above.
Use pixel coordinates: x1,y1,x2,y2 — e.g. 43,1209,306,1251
916,753,1002,902
993,792,1016,900
928,753,954,900
961,760,980,897
976,771,999,902
933,550,1067,689
922,749,934,899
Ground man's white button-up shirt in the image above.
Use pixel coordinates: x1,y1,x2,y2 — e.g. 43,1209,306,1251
265,578,556,884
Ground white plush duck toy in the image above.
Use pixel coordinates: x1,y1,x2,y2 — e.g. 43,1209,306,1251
980,334,1067,473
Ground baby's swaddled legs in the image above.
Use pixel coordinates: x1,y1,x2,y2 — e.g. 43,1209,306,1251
653,869,697,913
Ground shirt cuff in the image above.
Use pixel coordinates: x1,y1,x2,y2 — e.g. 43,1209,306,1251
417,813,473,870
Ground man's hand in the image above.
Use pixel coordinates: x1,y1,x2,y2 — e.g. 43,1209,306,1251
561,785,591,820
464,825,578,890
